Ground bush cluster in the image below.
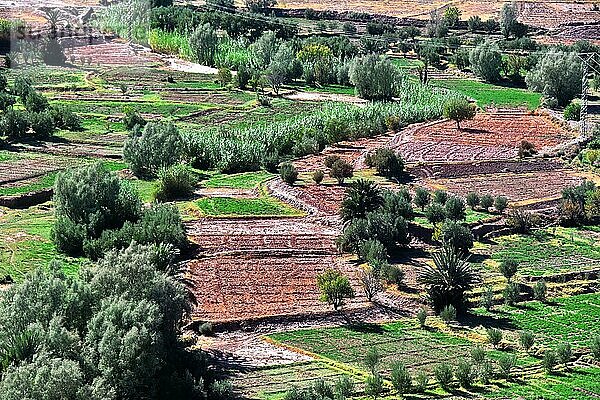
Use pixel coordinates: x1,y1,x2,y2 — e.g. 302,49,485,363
52,163,187,260
0,243,217,399
0,74,81,140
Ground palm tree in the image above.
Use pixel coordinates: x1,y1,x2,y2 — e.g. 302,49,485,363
340,179,383,222
0,330,39,374
417,246,479,312
41,8,64,32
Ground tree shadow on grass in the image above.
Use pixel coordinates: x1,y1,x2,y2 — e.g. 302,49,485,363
346,322,385,335
458,311,516,331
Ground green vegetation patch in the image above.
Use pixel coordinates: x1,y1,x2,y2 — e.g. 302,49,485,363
203,171,274,189
431,79,541,109
0,206,86,280
473,293,600,347
0,172,57,197
391,57,424,70
195,195,301,217
490,227,600,276
232,361,356,400
269,320,517,375
53,99,209,118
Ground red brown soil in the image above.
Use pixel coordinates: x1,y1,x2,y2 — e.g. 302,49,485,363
426,169,586,202
0,156,81,184
390,112,574,163
69,41,161,67
187,217,367,322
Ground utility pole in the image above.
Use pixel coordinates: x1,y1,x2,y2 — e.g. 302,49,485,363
579,53,600,138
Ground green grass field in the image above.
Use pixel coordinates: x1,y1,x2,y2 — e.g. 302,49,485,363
488,227,600,276
431,79,542,109
0,206,86,280
195,195,302,217
203,171,274,189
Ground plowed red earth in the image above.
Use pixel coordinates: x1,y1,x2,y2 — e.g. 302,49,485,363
390,113,574,163
69,41,161,66
187,218,366,322
428,169,586,202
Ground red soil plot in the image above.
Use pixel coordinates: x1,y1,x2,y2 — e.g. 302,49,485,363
187,218,366,322
189,252,366,322
426,169,586,203
390,112,575,163
68,41,161,67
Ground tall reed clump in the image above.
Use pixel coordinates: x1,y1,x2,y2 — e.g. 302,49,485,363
183,81,462,173
148,29,193,59
94,0,151,43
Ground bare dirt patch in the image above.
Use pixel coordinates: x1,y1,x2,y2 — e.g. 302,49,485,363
390,111,575,163
69,41,161,67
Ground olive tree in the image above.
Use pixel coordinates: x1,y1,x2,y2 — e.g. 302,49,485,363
470,41,502,83
443,97,476,130
350,55,402,101
525,51,582,107
317,269,355,310
123,121,183,177
189,23,218,66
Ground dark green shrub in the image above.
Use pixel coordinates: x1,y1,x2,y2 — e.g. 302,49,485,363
382,190,413,220
329,159,354,184
507,208,534,234
499,259,518,282
365,373,383,399
434,363,453,390
340,179,383,222
425,203,446,227
417,307,427,328
53,163,142,255
444,196,466,221
279,162,298,185
199,322,213,336
455,359,474,388
358,239,387,264
439,304,456,322
155,164,196,201
480,285,494,311
414,371,428,393
542,350,557,374
380,262,405,287
324,155,341,168
591,335,600,361
209,380,233,400
124,121,183,177
557,343,572,366
50,106,82,131
123,107,147,130
433,189,448,205
365,347,380,374
312,169,324,184
0,109,29,139
471,346,486,365
335,375,354,397
564,102,581,121
498,354,516,380
494,196,508,213
24,90,49,113
441,221,474,253
391,362,412,394
29,111,55,137
365,148,404,180
487,328,503,348
533,280,547,302
0,92,15,111
313,379,334,398
414,187,431,211
519,331,535,352
480,194,494,211
466,192,480,209
479,361,493,384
